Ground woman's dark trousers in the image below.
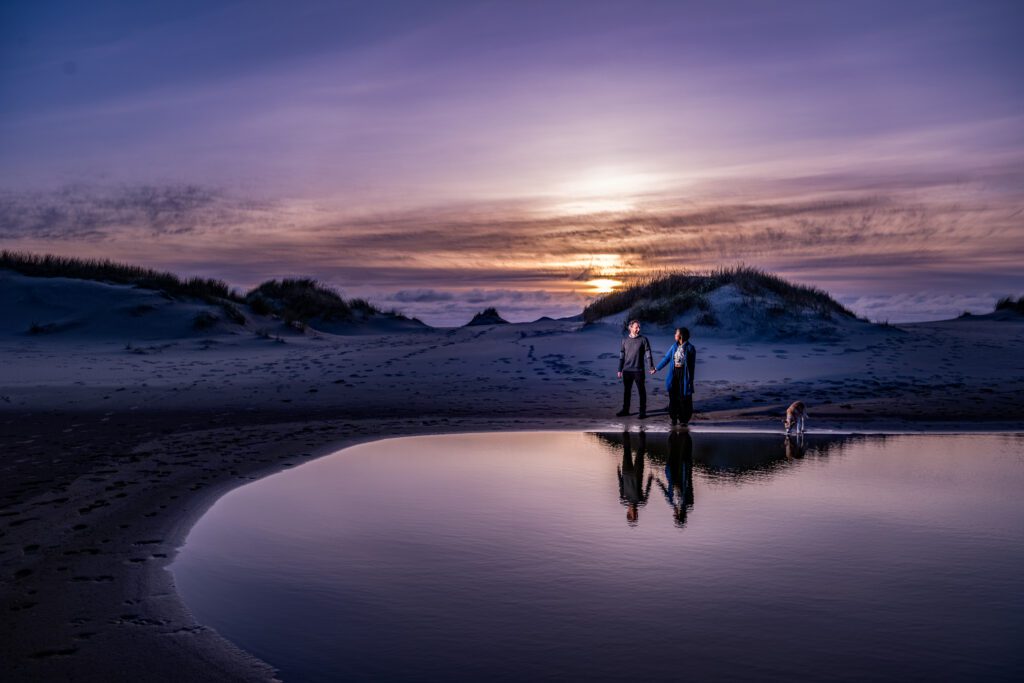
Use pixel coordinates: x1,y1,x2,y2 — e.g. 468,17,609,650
670,372,693,423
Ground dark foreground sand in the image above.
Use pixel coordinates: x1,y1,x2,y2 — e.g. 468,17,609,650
1,408,649,682
3,404,1023,682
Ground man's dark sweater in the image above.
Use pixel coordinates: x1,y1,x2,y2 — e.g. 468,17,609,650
619,335,654,372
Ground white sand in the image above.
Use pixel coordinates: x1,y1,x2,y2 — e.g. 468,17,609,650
3,271,1022,423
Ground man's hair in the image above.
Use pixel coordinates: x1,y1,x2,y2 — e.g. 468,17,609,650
677,327,690,341
628,319,641,327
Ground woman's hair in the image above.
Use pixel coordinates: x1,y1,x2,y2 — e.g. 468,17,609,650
675,327,690,341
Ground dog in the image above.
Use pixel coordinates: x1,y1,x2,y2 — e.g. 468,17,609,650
784,401,808,435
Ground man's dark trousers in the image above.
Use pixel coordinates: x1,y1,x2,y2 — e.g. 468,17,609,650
622,371,646,415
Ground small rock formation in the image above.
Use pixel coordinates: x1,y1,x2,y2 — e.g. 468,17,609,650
465,307,509,326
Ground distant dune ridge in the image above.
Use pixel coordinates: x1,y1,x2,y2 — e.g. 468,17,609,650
1,251,1019,340
0,250,423,338
954,295,1024,324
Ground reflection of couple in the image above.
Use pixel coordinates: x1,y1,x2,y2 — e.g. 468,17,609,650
617,430,694,526
616,320,696,426
655,430,694,527
617,430,652,525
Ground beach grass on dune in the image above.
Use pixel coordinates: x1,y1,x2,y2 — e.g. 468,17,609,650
245,278,394,324
995,295,1024,314
1,249,239,303
1,250,411,324
582,266,857,324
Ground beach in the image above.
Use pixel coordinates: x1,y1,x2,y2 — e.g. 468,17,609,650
3,262,1024,682
3,302,1024,680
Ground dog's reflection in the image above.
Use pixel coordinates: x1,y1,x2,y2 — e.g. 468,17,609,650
784,433,806,460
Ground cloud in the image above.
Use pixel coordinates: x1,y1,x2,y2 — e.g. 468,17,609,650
841,292,1007,323
2,169,1021,325
378,287,575,326
390,289,455,303
461,289,554,304
286,177,1020,287
0,184,272,240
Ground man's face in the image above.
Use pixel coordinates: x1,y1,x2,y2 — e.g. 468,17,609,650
629,322,640,336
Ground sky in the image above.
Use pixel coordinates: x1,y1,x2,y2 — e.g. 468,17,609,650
1,0,1022,325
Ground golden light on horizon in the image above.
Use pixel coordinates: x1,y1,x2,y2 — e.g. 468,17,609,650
588,278,622,294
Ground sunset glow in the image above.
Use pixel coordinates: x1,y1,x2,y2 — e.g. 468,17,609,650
1,0,1021,325
588,279,623,295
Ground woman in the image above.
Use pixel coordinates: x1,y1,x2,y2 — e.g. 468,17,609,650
655,327,696,426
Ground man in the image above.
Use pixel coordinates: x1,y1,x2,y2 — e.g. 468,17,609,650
616,319,656,418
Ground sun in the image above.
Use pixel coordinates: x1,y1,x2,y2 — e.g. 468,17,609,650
588,278,622,294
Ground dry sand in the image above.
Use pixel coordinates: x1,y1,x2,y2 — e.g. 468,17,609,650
3,272,1024,680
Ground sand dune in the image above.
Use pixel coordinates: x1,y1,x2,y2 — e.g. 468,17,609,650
3,272,1022,422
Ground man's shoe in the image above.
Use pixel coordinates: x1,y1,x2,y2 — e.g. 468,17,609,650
615,409,629,417
671,417,678,426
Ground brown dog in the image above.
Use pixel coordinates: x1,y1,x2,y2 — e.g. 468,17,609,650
784,401,808,434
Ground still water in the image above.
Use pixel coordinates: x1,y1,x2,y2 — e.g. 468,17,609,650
173,431,1024,682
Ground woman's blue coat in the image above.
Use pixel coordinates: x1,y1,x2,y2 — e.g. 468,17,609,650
656,341,696,396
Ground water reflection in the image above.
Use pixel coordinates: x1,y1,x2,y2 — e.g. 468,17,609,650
593,430,861,484
173,431,1024,683
655,429,694,528
784,433,806,460
600,429,860,527
617,430,652,524
613,429,696,527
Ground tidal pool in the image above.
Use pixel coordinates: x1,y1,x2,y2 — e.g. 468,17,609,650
173,431,1024,682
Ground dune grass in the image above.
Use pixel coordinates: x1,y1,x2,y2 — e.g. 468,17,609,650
995,295,1024,314
582,266,855,324
2,251,414,325
1,249,239,302
245,278,401,324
